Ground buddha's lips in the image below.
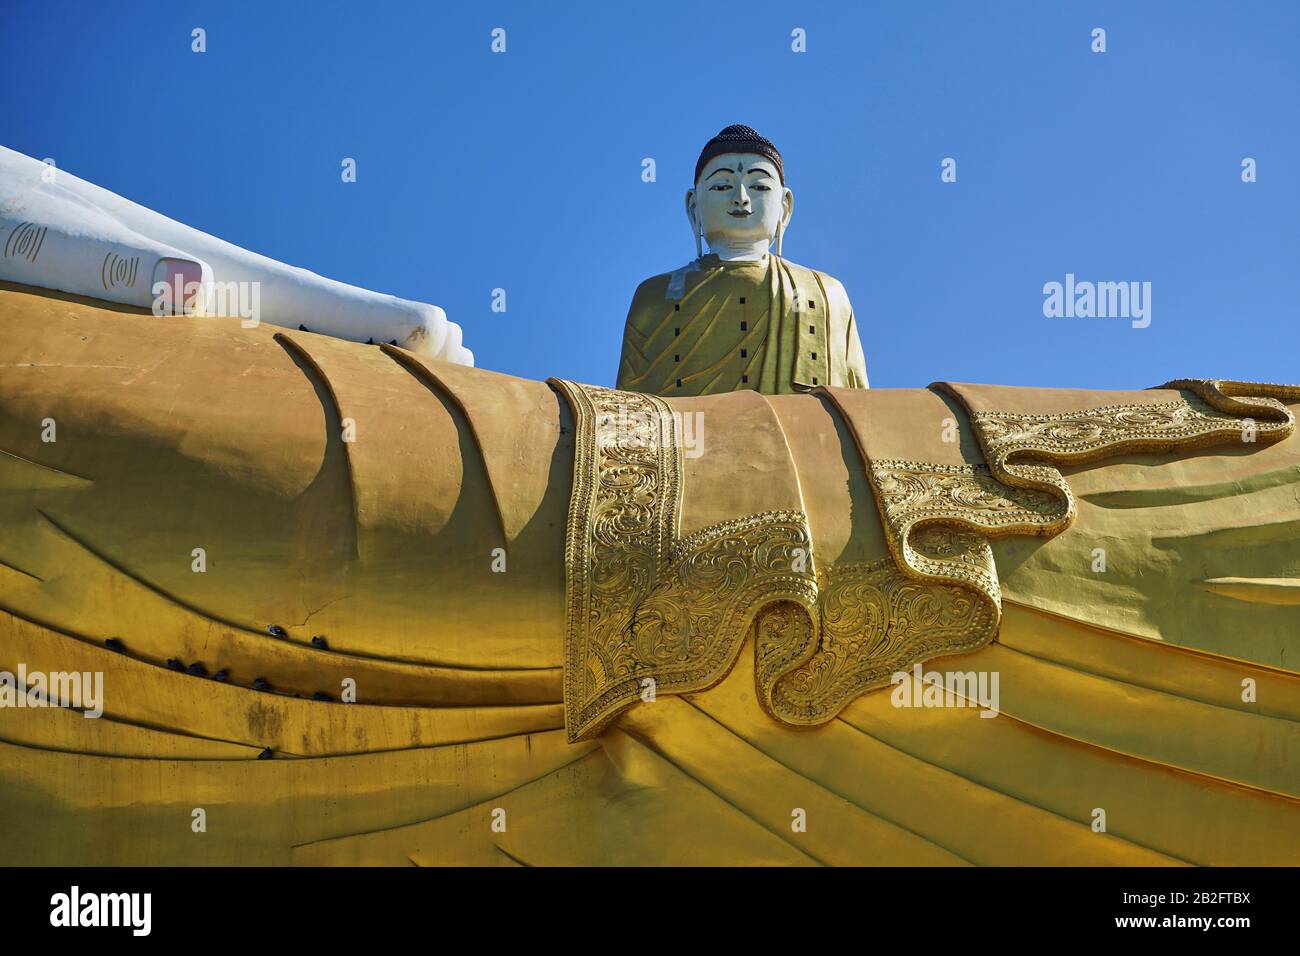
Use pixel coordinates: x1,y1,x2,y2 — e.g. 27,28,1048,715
728,210,752,218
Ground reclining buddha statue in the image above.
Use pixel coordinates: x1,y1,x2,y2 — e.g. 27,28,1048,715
0,126,1296,866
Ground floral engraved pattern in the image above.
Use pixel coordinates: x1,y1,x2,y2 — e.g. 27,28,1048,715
634,512,819,702
761,557,995,725
868,461,1063,614
552,378,1300,742
870,381,1300,626
963,380,1300,515
552,380,823,741
550,380,682,741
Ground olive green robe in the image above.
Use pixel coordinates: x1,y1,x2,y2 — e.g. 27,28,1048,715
617,253,868,396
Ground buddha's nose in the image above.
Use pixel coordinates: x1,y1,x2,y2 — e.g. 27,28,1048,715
734,185,751,208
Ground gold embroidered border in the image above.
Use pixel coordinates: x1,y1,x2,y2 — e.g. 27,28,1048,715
551,380,824,741
639,510,821,723
947,380,1300,521
868,461,1063,610
868,381,1300,617
552,378,1300,741
760,555,996,725
550,380,682,741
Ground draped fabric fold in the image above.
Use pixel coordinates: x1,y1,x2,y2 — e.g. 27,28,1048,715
5,284,1299,866
554,378,1300,740
548,379,821,740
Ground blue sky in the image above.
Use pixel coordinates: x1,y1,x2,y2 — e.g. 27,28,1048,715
3,0,1296,389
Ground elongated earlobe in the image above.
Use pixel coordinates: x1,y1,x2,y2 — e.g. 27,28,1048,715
685,189,702,260
777,188,793,257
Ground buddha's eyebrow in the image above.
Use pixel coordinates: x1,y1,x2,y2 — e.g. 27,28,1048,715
704,167,734,179
744,166,776,178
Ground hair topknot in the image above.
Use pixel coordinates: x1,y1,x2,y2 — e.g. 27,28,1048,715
694,125,784,184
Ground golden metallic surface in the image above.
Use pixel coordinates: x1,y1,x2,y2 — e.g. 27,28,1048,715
0,282,1297,865
556,377,1297,739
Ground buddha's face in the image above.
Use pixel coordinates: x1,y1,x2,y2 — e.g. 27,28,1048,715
687,152,793,251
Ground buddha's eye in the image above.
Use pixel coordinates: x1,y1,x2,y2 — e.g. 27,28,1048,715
751,183,772,191
709,183,732,191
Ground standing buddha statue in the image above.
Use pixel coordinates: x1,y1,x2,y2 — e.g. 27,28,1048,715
617,124,869,396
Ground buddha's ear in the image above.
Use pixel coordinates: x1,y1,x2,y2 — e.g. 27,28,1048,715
781,187,795,233
684,187,699,235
